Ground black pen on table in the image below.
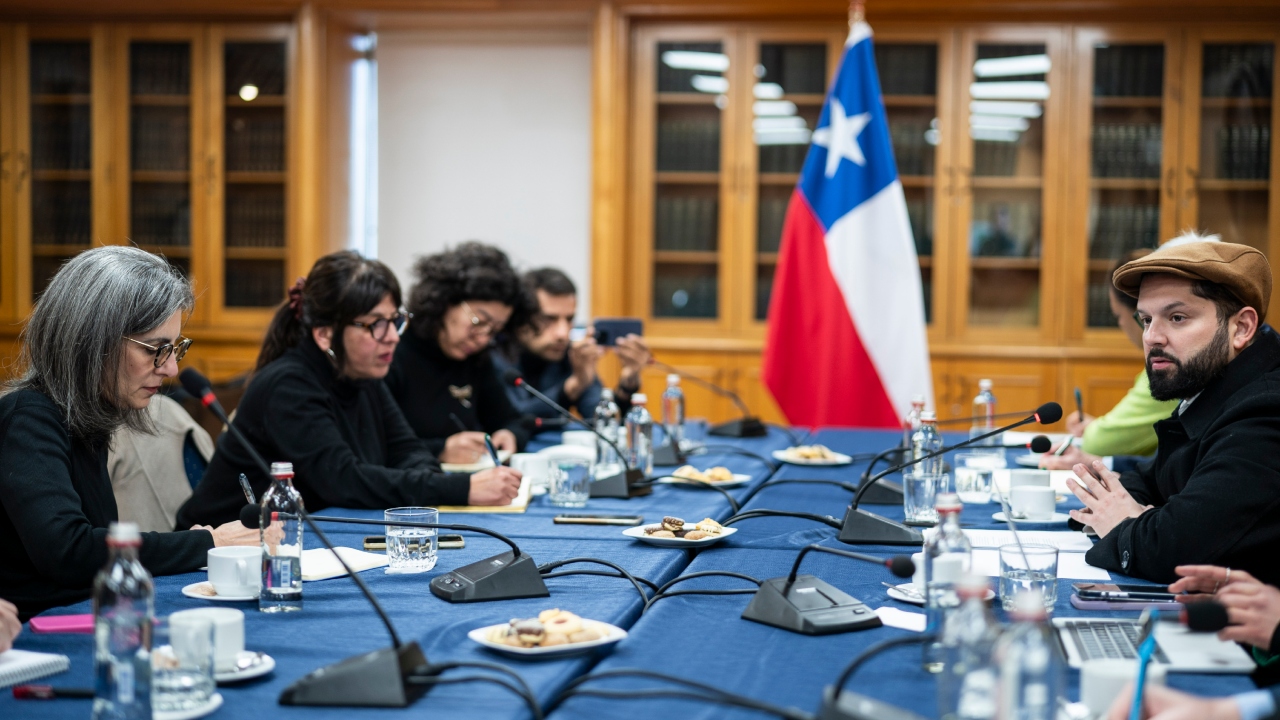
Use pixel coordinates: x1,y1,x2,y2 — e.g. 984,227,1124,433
13,685,93,699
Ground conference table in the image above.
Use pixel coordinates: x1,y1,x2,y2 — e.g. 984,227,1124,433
0,424,1257,720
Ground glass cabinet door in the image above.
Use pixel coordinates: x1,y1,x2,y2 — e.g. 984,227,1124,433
650,39,727,320
27,36,93,300
1188,40,1274,253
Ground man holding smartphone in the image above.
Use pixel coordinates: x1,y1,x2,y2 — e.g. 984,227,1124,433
493,268,652,420
1070,241,1280,588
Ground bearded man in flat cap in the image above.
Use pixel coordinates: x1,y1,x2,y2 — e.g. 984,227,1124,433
1072,238,1280,585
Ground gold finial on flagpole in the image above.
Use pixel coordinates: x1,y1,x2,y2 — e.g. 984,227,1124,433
849,1,865,29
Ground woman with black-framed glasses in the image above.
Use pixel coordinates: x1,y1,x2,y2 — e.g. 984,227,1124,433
0,246,260,621
177,250,522,530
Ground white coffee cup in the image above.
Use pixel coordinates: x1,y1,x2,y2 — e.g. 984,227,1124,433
207,546,261,597
510,453,552,493
561,430,598,450
171,607,245,673
1009,469,1051,488
1010,485,1056,520
1080,658,1166,716
910,552,925,593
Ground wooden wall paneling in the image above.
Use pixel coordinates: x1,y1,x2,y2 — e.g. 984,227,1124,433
734,351,788,425
90,24,111,250
0,24,15,326
590,2,630,319
292,4,326,269
11,24,29,321
946,356,1063,431
1061,357,1145,423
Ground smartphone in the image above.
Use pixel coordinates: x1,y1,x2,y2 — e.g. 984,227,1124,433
1072,582,1177,601
592,318,643,347
553,514,644,526
363,534,465,550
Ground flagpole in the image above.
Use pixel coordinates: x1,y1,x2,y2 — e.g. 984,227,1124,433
849,1,865,30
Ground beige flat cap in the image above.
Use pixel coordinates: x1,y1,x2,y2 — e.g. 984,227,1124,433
1113,241,1271,322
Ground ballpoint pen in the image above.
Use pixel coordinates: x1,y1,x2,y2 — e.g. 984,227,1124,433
1074,387,1084,426
483,433,502,467
238,473,256,504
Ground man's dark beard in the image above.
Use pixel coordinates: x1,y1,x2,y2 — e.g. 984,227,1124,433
1147,322,1231,401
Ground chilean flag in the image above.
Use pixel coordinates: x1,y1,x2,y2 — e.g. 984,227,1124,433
763,20,933,428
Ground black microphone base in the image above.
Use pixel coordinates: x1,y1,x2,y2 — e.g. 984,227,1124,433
856,478,904,505
430,551,550,603
741,575,882,635
708,417,768,438
818,687,928,720
837,507,924,546
279,642,432,707
651,442,684,467
590,467,652,499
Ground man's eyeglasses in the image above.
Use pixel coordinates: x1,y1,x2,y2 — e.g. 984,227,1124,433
462,301,503,337
351,311,411,341
124,336,193,368
1133,310,1146,329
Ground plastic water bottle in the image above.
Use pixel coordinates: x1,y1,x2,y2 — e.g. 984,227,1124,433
903,394,926,451
625,393,654,477
660,374,686,449
995,590,1065,720
260,461,304,613
912,411,944,476
924,493,972,674
92,522,154,720
938,575,1000,720
971,380,998,446
594,388,623,476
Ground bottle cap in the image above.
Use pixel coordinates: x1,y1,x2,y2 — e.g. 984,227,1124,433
979,379,992,391
935,492,962,512
1011,589,1048,619
631,393,647,405
601,388,614,401
667,374,680,385
107,521,141,545
271,461,294,477
920,410,937,422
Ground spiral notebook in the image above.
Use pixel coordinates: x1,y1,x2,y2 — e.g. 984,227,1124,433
0,649,71,688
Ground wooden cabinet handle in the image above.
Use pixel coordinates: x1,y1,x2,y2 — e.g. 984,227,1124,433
0,151,8,182
15,152,28,194
1184,167,1197,201
1165,167,1175,201
206,155,217,195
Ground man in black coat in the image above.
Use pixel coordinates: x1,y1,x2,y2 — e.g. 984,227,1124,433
1071,240,1280,586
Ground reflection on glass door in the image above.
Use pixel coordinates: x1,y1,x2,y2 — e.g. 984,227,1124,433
967,43,1050,327
1086,43,1165,328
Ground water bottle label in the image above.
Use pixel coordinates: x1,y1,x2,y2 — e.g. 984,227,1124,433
276,557,292,586
115,660,134,704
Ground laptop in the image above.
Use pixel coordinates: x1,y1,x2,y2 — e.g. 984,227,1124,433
1054,617,1256,673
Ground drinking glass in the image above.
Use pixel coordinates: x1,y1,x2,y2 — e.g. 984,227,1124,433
954,451,1004,504
384,507,438,573
151,616,215,713
904,473,944,525
549,457,593,508
999,543,1059,610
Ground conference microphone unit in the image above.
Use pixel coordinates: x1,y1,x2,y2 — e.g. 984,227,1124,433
238,505,549,603
179,368,434,708
838,402,1063,546
502,369,649,499
742,545,915,635
853,435,1051,507
651,359,767,438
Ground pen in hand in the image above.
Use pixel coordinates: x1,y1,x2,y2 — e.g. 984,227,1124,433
483,434,502,467
238,473,256,505
1074,386,1084,426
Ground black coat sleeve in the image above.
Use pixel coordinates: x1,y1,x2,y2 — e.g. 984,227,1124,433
376,382,472,490
0,400,211,591
473,353,530,450
264,371,471,507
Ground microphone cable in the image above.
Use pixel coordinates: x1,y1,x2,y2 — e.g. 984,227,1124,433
554,669,814,720
641,571,761,614
687,444,779,472
722,509,843,530
409,661,542,720
643,475,741,513
536,558,652,604
829,634,935,703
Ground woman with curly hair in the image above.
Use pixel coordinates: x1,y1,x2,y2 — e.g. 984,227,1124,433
385,242,532,463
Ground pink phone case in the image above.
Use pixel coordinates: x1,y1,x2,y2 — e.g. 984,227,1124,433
1069,594,1182,612
28,613,95,634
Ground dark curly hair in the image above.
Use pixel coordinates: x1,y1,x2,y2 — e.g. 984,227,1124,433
406,241,531,344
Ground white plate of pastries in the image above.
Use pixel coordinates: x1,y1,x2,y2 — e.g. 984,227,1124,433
622,516,736,547
470,609,626,658
772,444,853,466
658,465,751,488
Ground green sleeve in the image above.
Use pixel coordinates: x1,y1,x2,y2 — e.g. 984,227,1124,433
1080,371,1178,456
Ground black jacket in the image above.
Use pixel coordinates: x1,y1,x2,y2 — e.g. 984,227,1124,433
0,389,213,620
384,330,530,455
176,337,471,529
1087,326,1280,586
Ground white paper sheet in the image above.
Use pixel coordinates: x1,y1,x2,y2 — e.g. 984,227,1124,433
875,606,927,632
300,547,389,581
971,549,1111,581
962,529,1094,554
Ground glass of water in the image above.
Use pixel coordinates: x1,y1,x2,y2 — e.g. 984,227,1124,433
904,473,944,525
999,543,1058,610
954,451,1005,504
152,616,215,713
549,457,593,507
384,507,438,573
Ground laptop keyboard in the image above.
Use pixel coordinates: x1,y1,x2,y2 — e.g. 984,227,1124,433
1062,620,1171,664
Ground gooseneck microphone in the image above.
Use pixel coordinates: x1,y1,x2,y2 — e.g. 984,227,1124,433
838,402,1063,546
651,359,767,438
502,368,648,499
742,544,915,636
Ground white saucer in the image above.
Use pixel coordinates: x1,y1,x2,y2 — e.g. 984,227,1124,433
155,692,223,720
215,651,275,683
657,473,751,488
992,511,1070,525
622,524,737,547
1015,454,1043,468
181,581,257,602
469,620,626,658
771,449,853,466
886,583,995,606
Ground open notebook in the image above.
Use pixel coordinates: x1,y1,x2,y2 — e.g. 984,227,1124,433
437,475,531,514
300,547,389,581
0,649,70,688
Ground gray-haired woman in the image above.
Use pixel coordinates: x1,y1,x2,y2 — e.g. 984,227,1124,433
0,246,258,621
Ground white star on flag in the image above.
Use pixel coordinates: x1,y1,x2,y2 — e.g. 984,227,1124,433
811,98,872,178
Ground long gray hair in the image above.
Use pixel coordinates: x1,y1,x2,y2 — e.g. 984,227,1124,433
9,246,194,441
